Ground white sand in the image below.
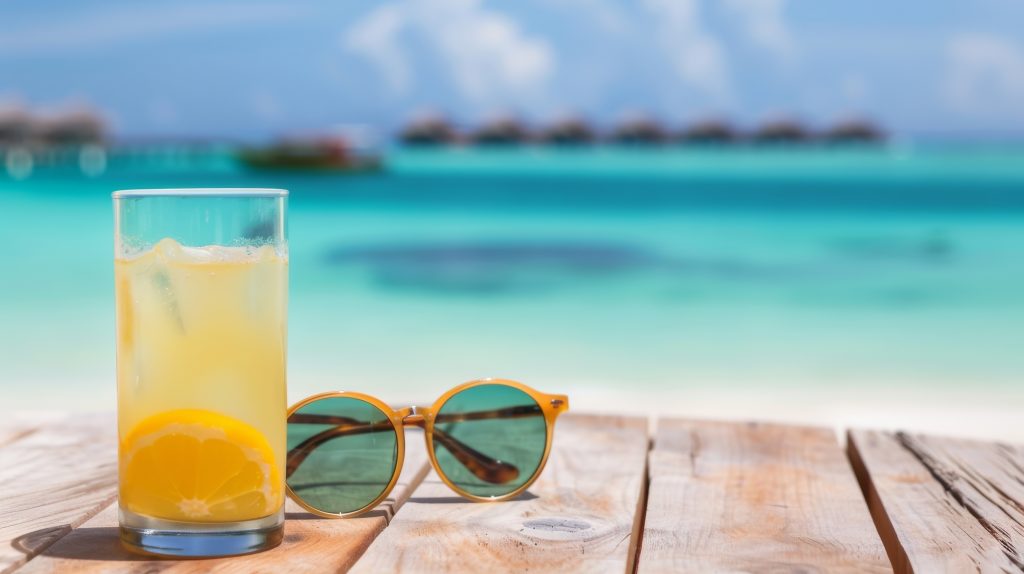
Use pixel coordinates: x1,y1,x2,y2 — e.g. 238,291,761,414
7,376,1023,444
561,384,1024,443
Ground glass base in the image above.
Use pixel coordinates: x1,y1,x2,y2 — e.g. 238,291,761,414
119,507,284,558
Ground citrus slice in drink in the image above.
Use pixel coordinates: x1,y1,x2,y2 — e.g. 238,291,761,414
120,409,282,522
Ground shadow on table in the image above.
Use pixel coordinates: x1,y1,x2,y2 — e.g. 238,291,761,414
17,491,543,561
13,525,137,562
285,509,391,521
408,491,539,504
285,490,540,520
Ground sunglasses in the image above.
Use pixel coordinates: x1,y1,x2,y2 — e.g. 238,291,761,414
285,379,569,518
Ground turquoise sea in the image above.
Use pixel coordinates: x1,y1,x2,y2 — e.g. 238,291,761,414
3,145,1024,411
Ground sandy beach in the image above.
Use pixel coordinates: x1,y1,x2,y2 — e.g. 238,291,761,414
8,375,1023,444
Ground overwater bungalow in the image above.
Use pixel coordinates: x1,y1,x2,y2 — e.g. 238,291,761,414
1,104,108,178
611,115,668,144
35,107,106,146
752,118,810,144
471,116,530,145
678,119,737,144
822,118,885,144
399,114,458,145
0,105,107,148
0,105,32,146
540,116,595,145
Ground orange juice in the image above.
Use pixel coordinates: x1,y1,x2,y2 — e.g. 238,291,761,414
115,238,287,524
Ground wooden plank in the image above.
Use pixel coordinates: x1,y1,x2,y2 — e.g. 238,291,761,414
0,413,66,448
848,430,1024,573
17,437,431,573
0,414,117,574
638,419,890,573
349,414,649,574
0,426,37,449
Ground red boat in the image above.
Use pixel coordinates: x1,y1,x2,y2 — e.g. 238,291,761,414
238,135,382,172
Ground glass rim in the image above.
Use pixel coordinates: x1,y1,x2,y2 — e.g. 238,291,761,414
112,188,288,199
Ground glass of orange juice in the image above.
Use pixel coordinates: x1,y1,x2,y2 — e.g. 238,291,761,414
113,189,288,556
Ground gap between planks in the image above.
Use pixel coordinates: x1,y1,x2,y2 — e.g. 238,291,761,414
848,429,1024,573
638,419,891,573
625,435,652,574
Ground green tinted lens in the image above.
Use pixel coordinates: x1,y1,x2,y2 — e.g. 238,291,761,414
286,397,399,515
433,384,547,498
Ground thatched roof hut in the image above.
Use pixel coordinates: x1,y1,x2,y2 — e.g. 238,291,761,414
678,119,737,144
540,116,595,145
752,118,810,144
822,118,884,143
399,114,458,145
471,116,530,145
35,107,106,145
611,115,668,144
0,105,32,145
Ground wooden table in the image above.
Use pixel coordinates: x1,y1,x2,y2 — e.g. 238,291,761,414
2,413,1022,573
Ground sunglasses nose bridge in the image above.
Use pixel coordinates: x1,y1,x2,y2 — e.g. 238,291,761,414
399,405,432,429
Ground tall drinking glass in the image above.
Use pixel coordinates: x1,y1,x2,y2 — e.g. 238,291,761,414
113,189,288,557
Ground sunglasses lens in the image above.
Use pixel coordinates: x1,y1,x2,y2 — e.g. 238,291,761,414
286,397,399,515
433,384,547,498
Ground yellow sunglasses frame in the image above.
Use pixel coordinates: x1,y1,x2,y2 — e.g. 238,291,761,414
285,378,569,519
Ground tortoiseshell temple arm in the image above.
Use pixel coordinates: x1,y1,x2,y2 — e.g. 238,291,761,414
286,407,543,484
286,418,395,479
432,404,543,425
430,427,520,484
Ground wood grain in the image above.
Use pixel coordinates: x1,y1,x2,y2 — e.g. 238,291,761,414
0,414,117,574
350,414,649,574
18,436,432,573
848,430,1024,573
0,412,66,448
0,427,36,449
638,419,891,573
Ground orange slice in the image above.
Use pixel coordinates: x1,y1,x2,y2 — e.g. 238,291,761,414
120,409,281,522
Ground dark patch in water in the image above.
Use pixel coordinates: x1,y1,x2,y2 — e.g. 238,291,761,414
327,243,658,271
326,242,662,294
324,241,812,295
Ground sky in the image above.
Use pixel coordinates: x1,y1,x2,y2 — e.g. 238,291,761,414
2,0,1024,139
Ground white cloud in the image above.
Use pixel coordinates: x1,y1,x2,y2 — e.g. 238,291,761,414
345,0,555,107
721,0,794,62
944,33,1024,117
0,4,300,55
641,0,730,100
346,6,411,93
